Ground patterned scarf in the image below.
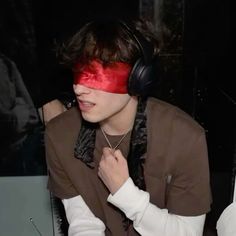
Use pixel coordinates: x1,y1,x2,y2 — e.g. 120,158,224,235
74,97,147,190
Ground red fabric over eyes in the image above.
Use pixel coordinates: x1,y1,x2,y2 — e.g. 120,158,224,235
73,60,131,94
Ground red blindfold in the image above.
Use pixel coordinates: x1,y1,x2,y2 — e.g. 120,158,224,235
73,60,132,94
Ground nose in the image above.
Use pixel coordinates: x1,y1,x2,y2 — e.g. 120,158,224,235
73,84,91,96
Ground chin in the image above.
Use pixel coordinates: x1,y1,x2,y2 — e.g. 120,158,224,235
81,113,100,123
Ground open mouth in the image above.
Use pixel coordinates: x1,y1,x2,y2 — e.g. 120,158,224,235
78,100,95,111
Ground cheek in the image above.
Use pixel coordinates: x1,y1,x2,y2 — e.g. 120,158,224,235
106,95,130,112
95,95,113,111
97,98,111,113
95,92,130,113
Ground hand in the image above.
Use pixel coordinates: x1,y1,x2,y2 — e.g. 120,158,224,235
98,147,129,195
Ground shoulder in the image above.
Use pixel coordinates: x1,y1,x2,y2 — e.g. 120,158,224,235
147,97,205,137
0,55,10,76
0,54,16,74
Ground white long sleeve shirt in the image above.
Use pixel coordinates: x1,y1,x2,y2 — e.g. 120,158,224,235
62,177,205,236
216,201,236,236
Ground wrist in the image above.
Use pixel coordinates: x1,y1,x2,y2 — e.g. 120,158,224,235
107,178,149,218
110,176,129,195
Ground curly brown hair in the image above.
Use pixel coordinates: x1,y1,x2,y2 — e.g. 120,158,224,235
57,18,161,68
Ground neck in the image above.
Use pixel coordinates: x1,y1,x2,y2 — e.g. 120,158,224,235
100,96,138,135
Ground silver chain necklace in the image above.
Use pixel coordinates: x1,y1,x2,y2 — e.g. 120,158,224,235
100,128,130,150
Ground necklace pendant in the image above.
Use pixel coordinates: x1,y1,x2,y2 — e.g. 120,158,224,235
101,128,130,152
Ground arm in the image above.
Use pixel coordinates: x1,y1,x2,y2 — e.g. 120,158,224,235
108,177,205,236
38,99,67,124
216,201,236,236
45,132,105,236
62,196,105,236
0,56,39,134
61,178,205,236
12,60,39,130
98,148,207,236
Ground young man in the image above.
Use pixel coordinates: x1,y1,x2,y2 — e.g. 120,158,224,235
45,19,211,235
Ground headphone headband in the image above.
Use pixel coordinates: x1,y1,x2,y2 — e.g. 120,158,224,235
117,20,158,97
118,21,154,65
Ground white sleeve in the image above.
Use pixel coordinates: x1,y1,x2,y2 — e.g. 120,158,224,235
62,195,105,236
216,201,236,236
107,177,206,236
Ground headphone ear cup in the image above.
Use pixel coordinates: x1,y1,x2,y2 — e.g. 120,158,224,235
128,58,156,96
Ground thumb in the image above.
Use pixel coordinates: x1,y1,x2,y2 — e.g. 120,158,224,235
102,147,113,155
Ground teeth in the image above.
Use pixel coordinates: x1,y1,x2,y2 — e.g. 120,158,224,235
81,101,94,106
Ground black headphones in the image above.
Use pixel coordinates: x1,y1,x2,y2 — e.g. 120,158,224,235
119,21,159,97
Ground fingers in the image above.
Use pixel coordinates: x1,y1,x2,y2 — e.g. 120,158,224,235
101,147,116,161
102,147,114,156
98,148,129,194
102,148,125,161
113,149,123,159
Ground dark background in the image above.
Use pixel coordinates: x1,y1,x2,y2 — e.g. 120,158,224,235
0,0,233,235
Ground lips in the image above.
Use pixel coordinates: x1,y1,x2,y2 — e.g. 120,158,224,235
78,100,95,111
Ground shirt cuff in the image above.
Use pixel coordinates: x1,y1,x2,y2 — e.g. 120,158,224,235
107,177,149,221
